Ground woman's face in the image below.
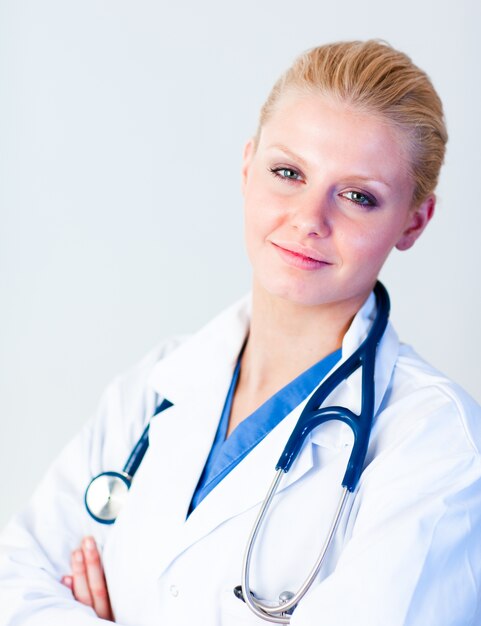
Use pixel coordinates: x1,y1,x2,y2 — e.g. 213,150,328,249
242,92,434,310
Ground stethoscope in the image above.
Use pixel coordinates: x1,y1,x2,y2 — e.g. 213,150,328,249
84,397,172,524
84,281,390,624
235,281,389,622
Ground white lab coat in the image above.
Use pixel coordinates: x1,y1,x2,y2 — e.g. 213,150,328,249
1,292,481,626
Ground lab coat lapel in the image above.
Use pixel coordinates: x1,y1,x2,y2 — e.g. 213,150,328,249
308,292,399,450
131,397,316,581
136,297,251,576
341,292,398,417
173,395,317,560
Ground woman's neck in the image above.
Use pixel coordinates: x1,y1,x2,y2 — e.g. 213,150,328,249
226,282,367,436
240,282,365,395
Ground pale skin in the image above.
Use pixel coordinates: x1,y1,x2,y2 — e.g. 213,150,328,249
61,537,114,620
63,91,434,616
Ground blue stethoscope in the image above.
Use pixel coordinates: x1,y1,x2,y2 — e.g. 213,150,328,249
84,281,390,624
84,397,172,524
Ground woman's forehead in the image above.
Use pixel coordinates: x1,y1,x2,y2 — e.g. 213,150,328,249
258,92,412,183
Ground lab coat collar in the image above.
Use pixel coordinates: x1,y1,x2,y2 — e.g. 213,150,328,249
148,295,252,407
312,291,399,449
147,290,398,449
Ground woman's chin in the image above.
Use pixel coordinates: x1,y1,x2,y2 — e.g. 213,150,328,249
254,278,333,309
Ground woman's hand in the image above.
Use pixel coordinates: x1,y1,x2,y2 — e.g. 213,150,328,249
61,536,115,621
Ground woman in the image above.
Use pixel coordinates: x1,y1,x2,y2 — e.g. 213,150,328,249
1,40,481,625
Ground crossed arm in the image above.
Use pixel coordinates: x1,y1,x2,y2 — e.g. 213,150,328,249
62,537,114,621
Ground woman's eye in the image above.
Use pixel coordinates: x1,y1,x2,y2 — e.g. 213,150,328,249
341,190,377,207
269,167,303,182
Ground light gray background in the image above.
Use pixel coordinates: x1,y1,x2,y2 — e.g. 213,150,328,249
1,0,479,529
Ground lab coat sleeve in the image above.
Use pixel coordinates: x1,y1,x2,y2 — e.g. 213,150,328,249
290,385,481,626
0,341,178,626
0,391,116,624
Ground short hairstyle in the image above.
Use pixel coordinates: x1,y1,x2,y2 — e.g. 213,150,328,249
256,40,448,206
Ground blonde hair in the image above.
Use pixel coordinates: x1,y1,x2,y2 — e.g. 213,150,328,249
256,40,448,206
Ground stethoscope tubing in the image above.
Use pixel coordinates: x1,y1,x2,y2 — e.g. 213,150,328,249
241,476,350,623
275,281,389,490
240,282,390,622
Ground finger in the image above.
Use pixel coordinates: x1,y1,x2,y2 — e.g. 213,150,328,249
71,549,94,608
61,575,73,590
82,537,114,620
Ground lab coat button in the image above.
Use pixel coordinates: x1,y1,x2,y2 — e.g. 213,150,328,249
169,584,179,597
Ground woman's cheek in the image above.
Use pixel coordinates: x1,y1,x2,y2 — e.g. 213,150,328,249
244,199,282,243
349,227,398,273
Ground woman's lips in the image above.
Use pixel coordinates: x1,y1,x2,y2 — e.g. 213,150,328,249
271,241,331,270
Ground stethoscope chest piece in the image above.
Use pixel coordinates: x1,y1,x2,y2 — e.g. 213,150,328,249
84,471,132,524
84,397,173,525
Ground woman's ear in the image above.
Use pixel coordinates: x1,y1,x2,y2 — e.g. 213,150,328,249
241,139,256,194
395,195,436,251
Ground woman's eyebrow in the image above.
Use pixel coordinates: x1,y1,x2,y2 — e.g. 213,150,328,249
347,176,392,190
267,144,392,189
266,144,309,169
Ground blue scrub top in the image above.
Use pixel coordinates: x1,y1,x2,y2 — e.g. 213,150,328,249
190,348,342,512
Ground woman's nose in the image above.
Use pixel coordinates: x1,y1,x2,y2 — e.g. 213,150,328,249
290,195,331,238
